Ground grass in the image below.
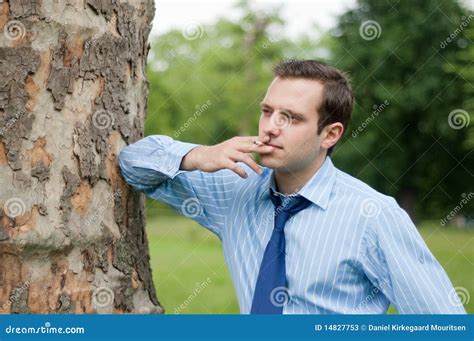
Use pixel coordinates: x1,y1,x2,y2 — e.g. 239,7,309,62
146,207,474,314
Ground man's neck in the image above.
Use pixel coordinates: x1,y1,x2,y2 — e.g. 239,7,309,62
274,155,327,195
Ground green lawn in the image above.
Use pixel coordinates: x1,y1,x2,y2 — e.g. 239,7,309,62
146,208,473,314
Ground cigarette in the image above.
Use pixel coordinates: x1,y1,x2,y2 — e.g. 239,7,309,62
253,140,264,146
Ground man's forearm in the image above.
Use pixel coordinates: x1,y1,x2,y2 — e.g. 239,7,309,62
118,135,200,191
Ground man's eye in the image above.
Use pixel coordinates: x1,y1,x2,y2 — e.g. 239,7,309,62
261,109,271,115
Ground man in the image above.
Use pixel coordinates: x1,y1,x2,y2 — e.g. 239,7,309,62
118,59,466,314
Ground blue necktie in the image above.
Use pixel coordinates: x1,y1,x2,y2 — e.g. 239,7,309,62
250,188,312,314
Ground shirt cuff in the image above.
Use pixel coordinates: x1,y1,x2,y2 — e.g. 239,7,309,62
163,140,201,179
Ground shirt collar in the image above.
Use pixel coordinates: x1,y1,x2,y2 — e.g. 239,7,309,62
258,156,337,210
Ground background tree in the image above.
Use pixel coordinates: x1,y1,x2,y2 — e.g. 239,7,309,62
329,0,473,222
145,0,288,144
0,0,161,313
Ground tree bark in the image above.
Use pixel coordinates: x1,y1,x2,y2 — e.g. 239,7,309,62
0,0,162,314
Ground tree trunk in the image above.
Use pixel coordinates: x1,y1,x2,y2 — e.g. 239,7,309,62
0,0,162,314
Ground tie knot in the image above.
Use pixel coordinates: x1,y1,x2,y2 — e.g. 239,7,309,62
269,189,312,230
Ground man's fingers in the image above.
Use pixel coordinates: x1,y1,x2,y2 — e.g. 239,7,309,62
236,137,273,154
239,143,273,154
238,152,263,174
226,161,248,178
228,151,262,175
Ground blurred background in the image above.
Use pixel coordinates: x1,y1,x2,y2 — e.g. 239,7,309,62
143,0,473,314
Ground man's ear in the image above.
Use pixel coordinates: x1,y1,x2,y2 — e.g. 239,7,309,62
320,122,344,150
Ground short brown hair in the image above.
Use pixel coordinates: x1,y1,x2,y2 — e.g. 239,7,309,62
273,59,354,155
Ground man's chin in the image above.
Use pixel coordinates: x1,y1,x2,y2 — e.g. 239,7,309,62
259,154,284,170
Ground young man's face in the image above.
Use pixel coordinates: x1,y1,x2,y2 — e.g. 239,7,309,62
258,77,327,173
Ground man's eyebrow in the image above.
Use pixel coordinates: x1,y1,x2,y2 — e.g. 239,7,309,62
284,110,305,120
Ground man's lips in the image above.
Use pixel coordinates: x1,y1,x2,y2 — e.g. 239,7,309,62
266,142,283,149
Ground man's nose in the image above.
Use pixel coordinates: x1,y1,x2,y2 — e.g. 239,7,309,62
263,120,281,137
264,111,289,136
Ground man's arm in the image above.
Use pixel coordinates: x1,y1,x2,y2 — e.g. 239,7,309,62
361,204,467,314
118,135,273,237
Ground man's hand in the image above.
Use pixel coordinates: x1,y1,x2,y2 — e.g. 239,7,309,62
180,136,274,178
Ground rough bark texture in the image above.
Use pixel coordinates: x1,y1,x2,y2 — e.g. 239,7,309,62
0,0,162,314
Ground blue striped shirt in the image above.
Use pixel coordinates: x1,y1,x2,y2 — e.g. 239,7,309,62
118,135,466,314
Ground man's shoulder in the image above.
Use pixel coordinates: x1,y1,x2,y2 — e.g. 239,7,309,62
333,167,399,211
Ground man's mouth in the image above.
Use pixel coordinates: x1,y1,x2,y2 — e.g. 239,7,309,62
267,142,283,149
